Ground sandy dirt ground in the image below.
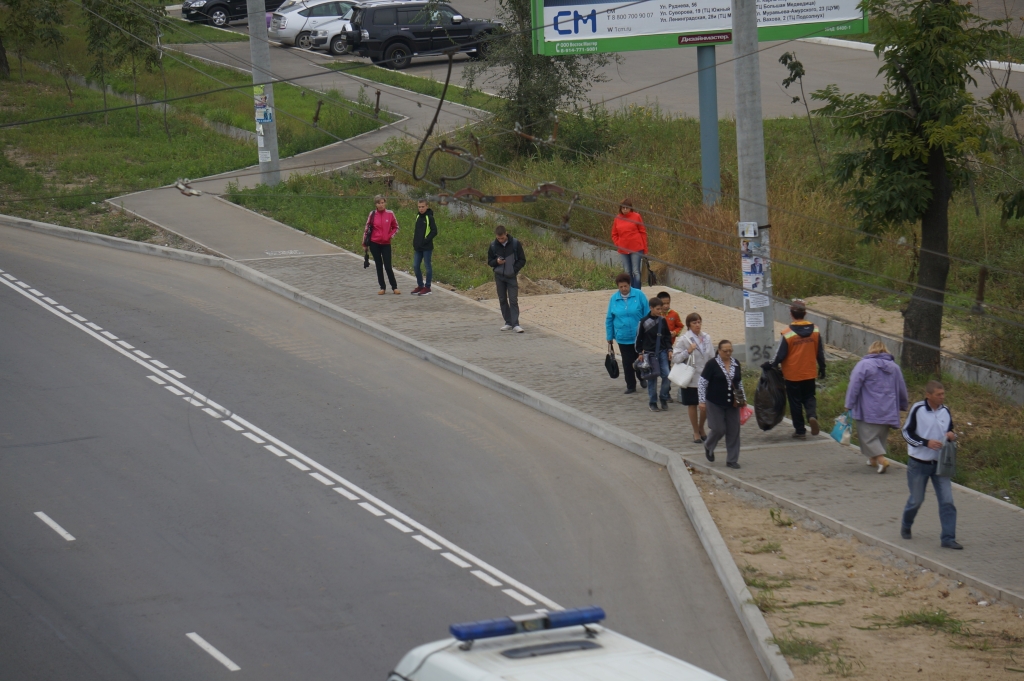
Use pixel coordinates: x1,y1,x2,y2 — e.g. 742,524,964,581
805,295,967,353
693,471,1024,680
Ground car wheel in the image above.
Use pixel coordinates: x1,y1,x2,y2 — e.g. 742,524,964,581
370,54,384,65
329,36,349,56
469,34,488,60
383,42,411,69
296,31,313,49
207,6,229,27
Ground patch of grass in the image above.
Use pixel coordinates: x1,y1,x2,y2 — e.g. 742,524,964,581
325,61,498,111
745,576,793,590
823,653,862,677
771,634,826,663
750,588,779,613
749,541,783,554
893,609,973,635
159,17,249,43
783,599,846,610
770,507,794,527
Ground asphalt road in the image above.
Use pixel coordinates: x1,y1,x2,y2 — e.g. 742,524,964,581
0,226,765,681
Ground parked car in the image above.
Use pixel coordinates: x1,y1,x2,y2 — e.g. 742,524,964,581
268,0,353,48
181,0,287,27
344,1,498,69
310,16,354,55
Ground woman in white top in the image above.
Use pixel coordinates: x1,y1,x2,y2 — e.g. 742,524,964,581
672,312,713,443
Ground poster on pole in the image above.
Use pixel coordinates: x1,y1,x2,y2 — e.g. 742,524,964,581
532,0,867,55
741,237,771,309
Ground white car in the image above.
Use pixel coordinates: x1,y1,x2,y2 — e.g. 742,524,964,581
387,607,728,681
269,0,353,49
309,15,353,55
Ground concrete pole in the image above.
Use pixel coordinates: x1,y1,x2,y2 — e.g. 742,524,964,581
697,45,720,206
731,0,775,365
247,0,281,186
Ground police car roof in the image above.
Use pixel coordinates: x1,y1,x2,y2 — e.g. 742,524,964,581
392,625,728,681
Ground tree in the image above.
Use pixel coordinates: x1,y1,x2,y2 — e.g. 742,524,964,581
779,52,825,174
812,0,1005,374
83,0,115,123
1,0,39,81
35,0,73,103
460,0,614,155
0,33,11,79
107,0,160,134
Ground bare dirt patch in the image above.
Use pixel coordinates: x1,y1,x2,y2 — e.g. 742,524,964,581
804,295,967,353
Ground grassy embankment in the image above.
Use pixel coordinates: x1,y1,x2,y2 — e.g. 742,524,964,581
325,61,499,111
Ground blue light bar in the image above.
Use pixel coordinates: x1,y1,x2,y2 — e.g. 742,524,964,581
450,606,606,642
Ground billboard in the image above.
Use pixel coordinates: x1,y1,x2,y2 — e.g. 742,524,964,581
531,0,867,55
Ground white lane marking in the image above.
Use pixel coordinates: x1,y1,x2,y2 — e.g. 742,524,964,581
116,341,134,349
100,331,117,340
203,407,222,419
503,589,537,606
86,322,102,330
1,273,13,280
241,432,265,444
265,445,288,458
134,350,151,359
441,552,471,568
71,314,87,321
43,297,58,305
333,486,359,500
148,375,166,385
29,289,43,296
358,502,386,517
151,360,168,369
57,306,72,313
16,281,29,288
385,518,413,533
165,386,185,396
286,459,311,471
34,512,76,541
184,397,203,407
309,472,333,486
168,370,186,379
412,535,442,551
222,420,244,432
185,633,241,672
471,570,503,587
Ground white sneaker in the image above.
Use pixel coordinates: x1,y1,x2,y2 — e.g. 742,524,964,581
500,324,513,331
513,326,524,333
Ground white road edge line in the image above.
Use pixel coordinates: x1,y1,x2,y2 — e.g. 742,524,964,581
34,512,76,541
185,633,241,672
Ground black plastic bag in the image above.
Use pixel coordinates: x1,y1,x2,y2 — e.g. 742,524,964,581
363,248,370,268
754,364,786,431
605,353,620,379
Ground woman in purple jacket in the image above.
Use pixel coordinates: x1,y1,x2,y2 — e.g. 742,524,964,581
844,341,909,474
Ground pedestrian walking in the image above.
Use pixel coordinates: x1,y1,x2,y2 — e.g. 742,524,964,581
844,341,909,474
900,381,961,549
606,273,650,395
611,198,647,290
410,198,438,295
635,296,674,411
487,225,526,333
673,312,712,443
362,195,400,295
698,340,746,469
770,299,826,438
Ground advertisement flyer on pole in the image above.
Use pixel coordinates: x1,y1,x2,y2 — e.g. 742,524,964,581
742,237,770,309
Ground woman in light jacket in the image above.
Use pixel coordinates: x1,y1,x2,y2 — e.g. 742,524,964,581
611,198,648,290
362,194,400,294
844,341,909,474
698,340,746,469
673,312,712,443
606,273,650,394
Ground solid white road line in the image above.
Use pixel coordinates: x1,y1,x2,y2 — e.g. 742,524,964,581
441,552,471,568
147,375,166,385
358,502,386,517
412,535,442,551
168,370,186,378
385,518,413,533
309,472,333,486
34,512,76,541
265,445,288,458
286,459,311,471
333,486,359,500
471,570,503,587
185,633,241,672
241,432,265,444
222,420,244,432
165,386,185,396
503,589,536,606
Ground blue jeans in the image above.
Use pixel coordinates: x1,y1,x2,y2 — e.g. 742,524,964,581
647,350,671,405
902,457,957,544
620,252,642,290
413,249,432,288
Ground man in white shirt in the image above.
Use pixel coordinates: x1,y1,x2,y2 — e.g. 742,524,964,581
900,381,960,549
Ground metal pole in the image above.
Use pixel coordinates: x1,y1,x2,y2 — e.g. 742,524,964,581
731,0,774,365
247,0,281,186
697,44,720,206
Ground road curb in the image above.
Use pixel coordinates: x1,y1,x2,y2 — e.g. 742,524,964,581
1,212,793,681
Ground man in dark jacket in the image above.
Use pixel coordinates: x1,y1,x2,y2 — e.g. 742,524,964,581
411,199,438,295
486,225,527,333
770,299,826,438
635,297,674,411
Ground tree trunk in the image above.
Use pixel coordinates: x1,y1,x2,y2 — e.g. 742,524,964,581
131,53,140,134
100,59,108,125
901,145,951,375
0,35,10,79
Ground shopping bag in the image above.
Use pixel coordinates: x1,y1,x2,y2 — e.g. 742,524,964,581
605,353,620,379
739,404,755,426
936,440,957,477
830,410,852,445
754,364,786,431
668,357,695,387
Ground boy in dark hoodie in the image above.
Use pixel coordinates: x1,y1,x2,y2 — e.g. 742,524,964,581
635,297,675,412
411,199,439,295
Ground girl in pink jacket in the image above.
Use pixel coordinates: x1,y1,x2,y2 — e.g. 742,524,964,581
363,195,401,294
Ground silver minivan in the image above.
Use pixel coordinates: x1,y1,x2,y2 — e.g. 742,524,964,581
269,0,353,49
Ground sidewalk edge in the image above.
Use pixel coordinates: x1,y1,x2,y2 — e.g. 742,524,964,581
1,213,792,681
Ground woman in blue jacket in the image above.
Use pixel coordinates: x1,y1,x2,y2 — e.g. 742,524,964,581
606,273,650,394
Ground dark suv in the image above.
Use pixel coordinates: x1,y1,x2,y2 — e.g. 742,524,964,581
345,2,498,69
182,0,287,27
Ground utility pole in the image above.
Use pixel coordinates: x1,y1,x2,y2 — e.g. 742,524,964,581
697,44,720,206
731,0,774,365
247,0,280,186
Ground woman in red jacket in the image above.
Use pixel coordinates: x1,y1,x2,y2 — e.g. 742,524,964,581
363,195,401,294
611,198,648,290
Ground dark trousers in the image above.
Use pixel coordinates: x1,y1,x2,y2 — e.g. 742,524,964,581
786,378,817,434
902,457,957,543
617,342,639,390
413,249,432,288
705,402,741,464
495,274,519,326
647,350,671,406
369,242,398,291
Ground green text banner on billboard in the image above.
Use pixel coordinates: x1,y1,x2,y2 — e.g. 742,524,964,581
531,0,867,54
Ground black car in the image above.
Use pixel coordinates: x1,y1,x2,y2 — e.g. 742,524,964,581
182,0,288,27
344,1,498,69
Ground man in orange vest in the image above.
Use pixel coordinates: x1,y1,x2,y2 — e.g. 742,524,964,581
770,299,826,439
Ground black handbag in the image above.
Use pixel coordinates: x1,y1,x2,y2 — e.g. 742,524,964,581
644,257,658,287
605,353,620,379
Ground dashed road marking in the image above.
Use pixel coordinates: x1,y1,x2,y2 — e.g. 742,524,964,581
412,535,442,551
333,486,359,500
471,570,503,587
385,518,413,533
309,472,333,486
34,512,76,541
286,459,311,471
441,552,472,568
186,633,240,672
